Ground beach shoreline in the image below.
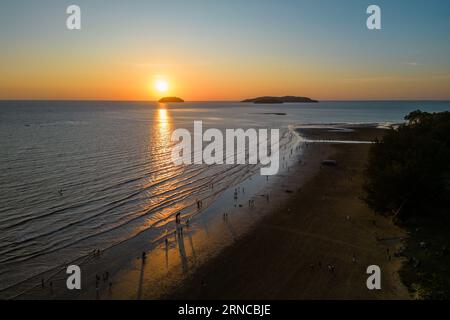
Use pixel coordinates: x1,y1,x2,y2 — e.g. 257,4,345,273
2,126,304,299
3,125,410,300
164,126,410,300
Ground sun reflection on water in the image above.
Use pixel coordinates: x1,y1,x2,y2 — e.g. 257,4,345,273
155,105,173,152
158,108,169,130
139,106,186,228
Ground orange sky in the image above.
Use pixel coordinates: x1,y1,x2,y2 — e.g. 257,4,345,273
2,55,450,101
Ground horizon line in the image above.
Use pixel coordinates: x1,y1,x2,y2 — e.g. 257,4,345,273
1,98,450,103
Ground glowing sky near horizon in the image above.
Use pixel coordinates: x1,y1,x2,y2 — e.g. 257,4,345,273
0,0,449,100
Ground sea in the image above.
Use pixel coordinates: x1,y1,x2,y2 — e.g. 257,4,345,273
1,100,449,294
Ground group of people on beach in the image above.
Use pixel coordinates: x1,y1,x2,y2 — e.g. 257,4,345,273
234,186,250,201
39,249,113,299
307,251,362,276
95,271,112,293
307,261,336,273
233,187,252,208
161,210,190,247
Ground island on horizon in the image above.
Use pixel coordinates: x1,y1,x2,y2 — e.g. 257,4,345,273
242,96,318,104
158,97,185,103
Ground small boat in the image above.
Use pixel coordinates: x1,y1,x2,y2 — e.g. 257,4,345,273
321,160,337,167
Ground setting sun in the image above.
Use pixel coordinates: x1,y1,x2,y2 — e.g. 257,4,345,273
155,79,169,93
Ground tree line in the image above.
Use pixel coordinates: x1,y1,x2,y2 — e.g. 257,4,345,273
364,110,450,222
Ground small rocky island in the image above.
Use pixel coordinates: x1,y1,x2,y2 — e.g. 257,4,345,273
242,96,318,104
158,97,185,103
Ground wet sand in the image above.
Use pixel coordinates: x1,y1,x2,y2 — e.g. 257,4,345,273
5,128,308,300
166,127,410,300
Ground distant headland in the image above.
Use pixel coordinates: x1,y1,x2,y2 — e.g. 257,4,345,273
242,96,318,104
158,97,184,103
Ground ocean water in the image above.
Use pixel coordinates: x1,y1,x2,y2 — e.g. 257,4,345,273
0,100,449,293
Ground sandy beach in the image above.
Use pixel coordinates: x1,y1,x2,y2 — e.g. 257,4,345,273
165,126,410,300
3,125,411,300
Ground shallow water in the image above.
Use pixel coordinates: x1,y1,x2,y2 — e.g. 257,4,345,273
0,100,449,292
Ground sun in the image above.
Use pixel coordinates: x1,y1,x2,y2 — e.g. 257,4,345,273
155,79,169,93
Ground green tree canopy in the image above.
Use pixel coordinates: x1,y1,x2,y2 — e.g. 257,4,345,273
364,110,450,221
